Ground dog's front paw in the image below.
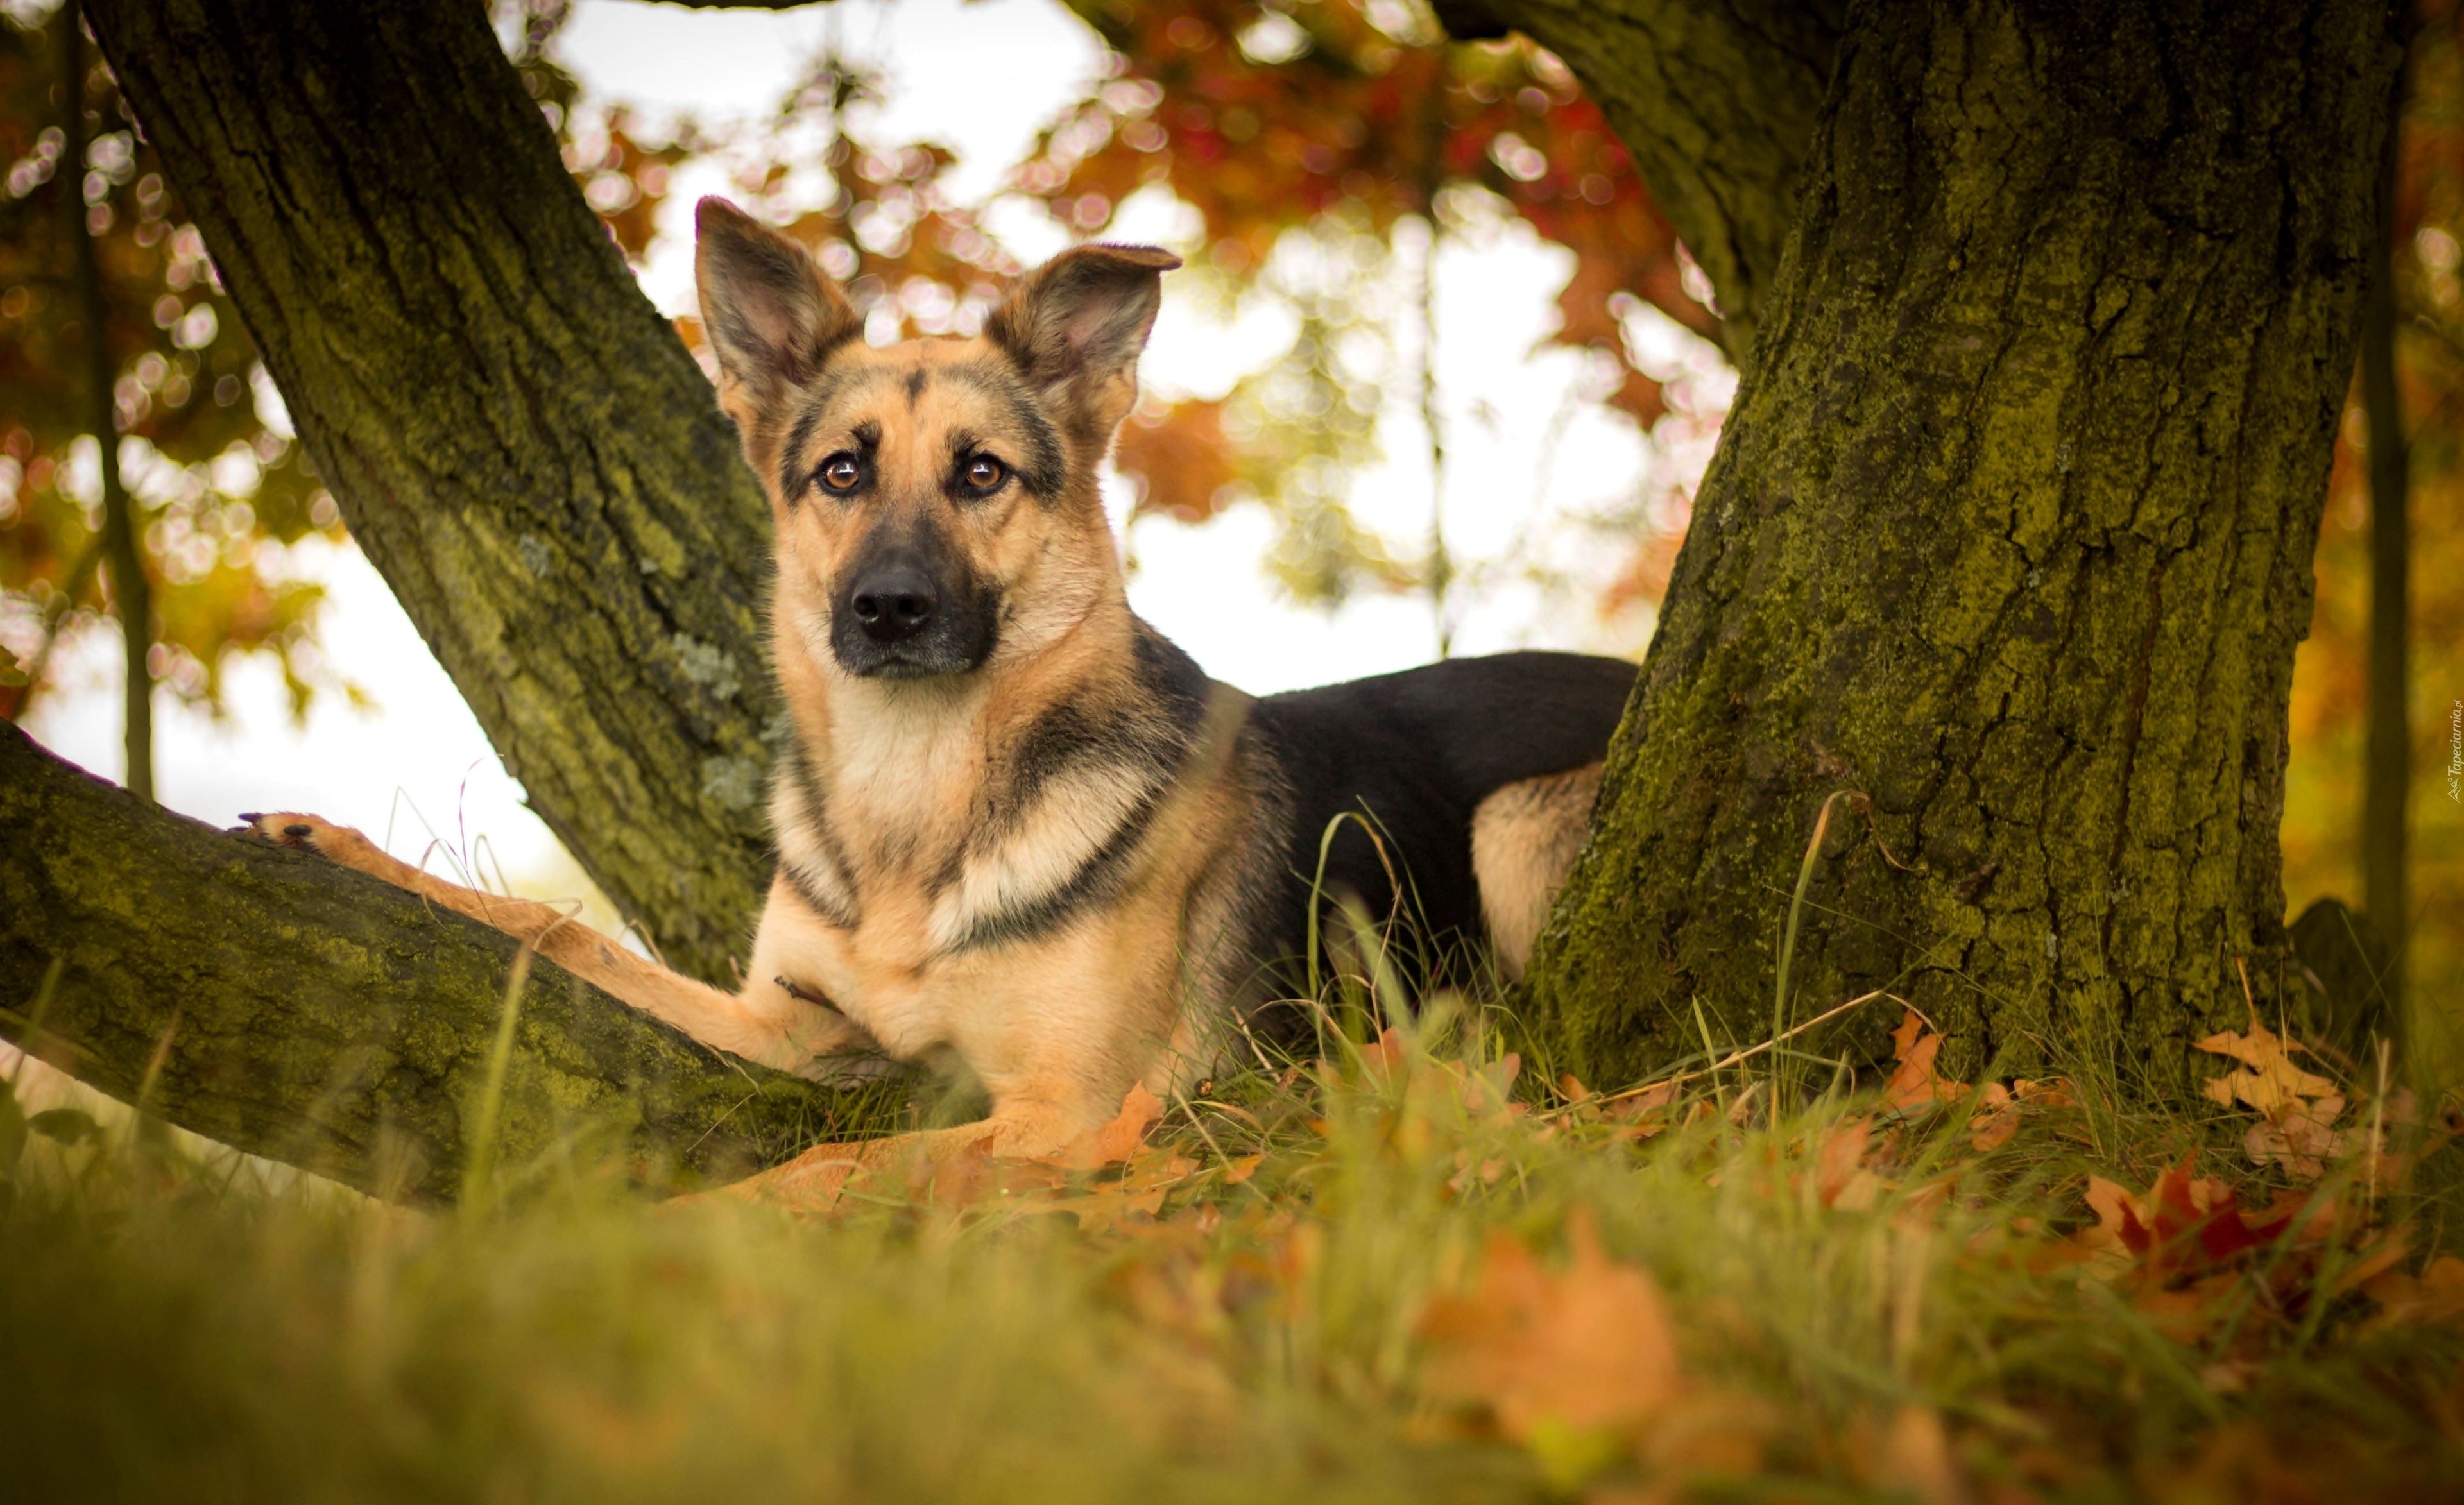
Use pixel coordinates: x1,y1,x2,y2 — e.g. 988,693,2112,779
790,1048,908,1087
773,1006,902,1085
237,812,396,881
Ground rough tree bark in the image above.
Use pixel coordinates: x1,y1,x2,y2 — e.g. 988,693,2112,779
1518,0,2402,1092
83,0,779,984
0,723,893,1203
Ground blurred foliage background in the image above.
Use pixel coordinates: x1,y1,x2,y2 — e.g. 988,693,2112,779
0,1,348,740
1,0,2454,1075
2288,3,2464,1075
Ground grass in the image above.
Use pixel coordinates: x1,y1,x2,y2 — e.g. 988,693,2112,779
4,808,2463,1505
4,955,2463,1505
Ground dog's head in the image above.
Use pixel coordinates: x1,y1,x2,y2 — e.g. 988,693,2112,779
694,197,1177,682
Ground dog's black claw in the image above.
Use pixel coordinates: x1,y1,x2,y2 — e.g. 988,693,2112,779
284,822,314,838
238,812,263,823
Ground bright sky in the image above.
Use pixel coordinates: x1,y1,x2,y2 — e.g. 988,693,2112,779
24,0,1726,899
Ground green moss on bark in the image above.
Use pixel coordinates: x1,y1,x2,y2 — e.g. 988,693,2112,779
84,0,778,984
1522,0,2400,1097
0,724,902,1204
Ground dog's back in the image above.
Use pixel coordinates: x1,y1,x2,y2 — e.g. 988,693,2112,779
1242,650,1636,1001
253,209,1647,1184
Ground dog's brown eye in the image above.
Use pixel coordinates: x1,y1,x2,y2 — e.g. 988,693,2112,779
963,455,1005,492
820,455,860,493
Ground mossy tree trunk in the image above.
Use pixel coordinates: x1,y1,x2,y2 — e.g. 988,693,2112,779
1518,0,2402,1093
0,722,890,1204
82,0,778,985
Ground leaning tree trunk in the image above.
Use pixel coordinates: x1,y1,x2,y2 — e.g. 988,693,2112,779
83,0,777,985
0,723,898,1204
1521,0,2401,1093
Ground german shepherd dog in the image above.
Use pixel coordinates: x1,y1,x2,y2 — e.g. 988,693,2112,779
250,198,1633,1188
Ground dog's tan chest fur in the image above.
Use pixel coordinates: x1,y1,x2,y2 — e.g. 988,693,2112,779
751,636,1222,1118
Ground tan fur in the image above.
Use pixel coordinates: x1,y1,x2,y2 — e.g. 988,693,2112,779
1470,763,1604,982
252,205,1584,1207
250,207,1270,1187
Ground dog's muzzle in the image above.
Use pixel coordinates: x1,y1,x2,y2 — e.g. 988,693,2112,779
831,543,995,679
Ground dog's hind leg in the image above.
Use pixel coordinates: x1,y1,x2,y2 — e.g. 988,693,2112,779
241,813,868,1074
1469,762,1604,982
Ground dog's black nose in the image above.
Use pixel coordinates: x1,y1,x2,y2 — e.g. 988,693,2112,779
850,567,938,643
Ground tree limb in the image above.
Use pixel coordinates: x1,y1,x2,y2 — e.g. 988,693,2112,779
0,722,907,1205
60,3,155,801
1433,0,1844,371
83,0,778,984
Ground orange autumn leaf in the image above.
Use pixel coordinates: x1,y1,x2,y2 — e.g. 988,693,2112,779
2195,1021,2339,1117
1859,1404,1969,1505
2056,1154,2395,1344
2365,1255,2464,1331
1969,1077,2076,1152
2194,1019,2361,1180
2243,1098,2349,1180
1046,1084,1167,1171
1969,1082,2020,1152
1417,1214,1681,1442
1813,1117,1876,1208
1047,1180,1168,1232
1883,1009,1964,1114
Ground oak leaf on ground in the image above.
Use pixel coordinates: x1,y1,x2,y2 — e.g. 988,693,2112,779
1417,1214,1681,1445
1884,1010,1964,1114
2196,1021,2338,1116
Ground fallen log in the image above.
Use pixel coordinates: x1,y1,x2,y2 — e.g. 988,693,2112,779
0,722,910,1203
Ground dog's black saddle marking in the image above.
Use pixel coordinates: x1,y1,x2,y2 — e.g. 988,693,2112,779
1247,650,1636,979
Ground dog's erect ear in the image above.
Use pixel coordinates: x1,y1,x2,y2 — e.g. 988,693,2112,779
694,197,858,400
986,244,1181,442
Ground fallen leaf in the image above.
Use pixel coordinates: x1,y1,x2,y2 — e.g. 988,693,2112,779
2196,1023,2338,1117
2365,1255,2464,1330
2074,1159,2281,1284
1636,1388,1774,1481
1417,1213,1681,1449
2323,1229,2414,1300
1050,1181,1167,1232
1885,1010,1965,1114
2199,1359,2256,1395
1448,1150,1509,1193
2132,1269,2245,1345
1968,1078,2077,1152
1461,1053,1523,1119
1872,1404,1969,1505
1364,1027,1408,1076
1725,1081,1762,1127
2242,1094,2347,1180
1969,1084,2020,1152
1815,1118,1874,1207
1596,1080,1682,1140
1047,1084,1166,1170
